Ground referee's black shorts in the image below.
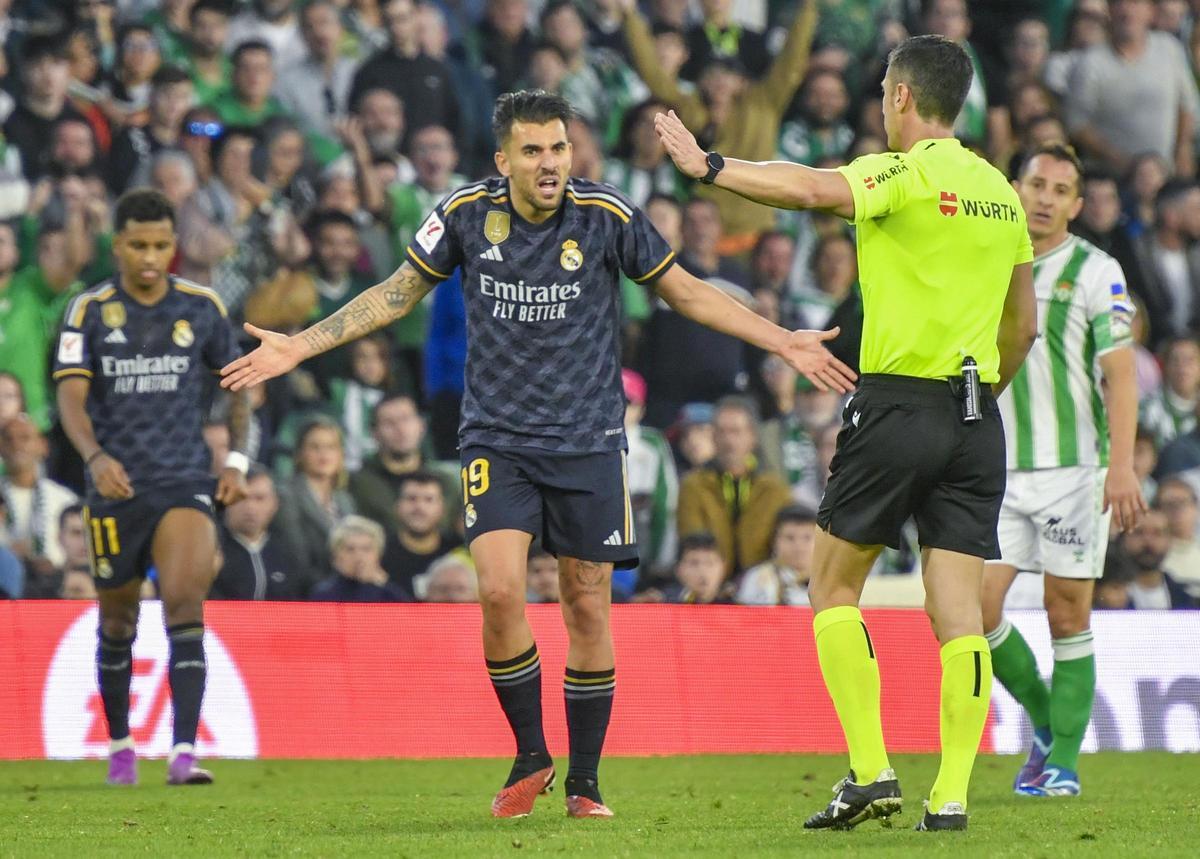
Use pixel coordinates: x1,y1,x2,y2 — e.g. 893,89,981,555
817,374,1006,559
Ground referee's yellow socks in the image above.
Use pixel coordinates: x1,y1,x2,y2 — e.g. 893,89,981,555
813,606,890,784
929,635,993,813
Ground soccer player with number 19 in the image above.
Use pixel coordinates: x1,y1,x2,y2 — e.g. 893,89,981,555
222,90,855,818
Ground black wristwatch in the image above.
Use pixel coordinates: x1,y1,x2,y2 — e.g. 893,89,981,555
699,151,725,184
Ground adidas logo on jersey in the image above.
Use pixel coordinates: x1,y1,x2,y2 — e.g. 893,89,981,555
104,328,128,344
602,530,623,546
479,246,504,262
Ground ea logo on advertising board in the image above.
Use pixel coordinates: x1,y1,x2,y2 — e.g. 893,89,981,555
42,604,258,759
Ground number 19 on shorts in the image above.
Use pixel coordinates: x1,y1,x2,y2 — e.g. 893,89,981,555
461,457,490,502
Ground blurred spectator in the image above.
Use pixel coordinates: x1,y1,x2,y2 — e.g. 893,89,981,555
603,98,683,207
1156,476,1200,598
350,0,459,140
621,0,818,241
760,371,841,507
344,0,389,56
423,272,467,460
1071,169,1148,327
310,514,412,601
0,414,78,576
527,543,559,603
680,0,769,82
778,69,854,166
381,470,463,592
21,503,89,599
61,567,97,600
1116,508,1196,608
213,467,306,600
5,34,88,181
1005,17,1050,90
421,552,477,602
1141,337,1200,447
672,402,716,473
0,223,83,430
260,117,319,220
637,198,750,427
211,40,288,128
794,232,857,329
662,532,734,604
227,0,305,71
329,333,396,469
922,0,1004,156
149,149,198,209
275,0,360,147
276,416,357,584
1125,152,1170,239
388,124,463,254
349,394,458,532
0,372,24,425
622,368,678,585
1094,541,1138,610
179,106,222,185
202,418,230,477
49,117,99,174
749,230,796,311
566,114,605,181
181,0,232,106
1044,0,1109,97
468,0,536,97
1135,424,1160,502
106,65,193,195
736,505,816,606
355,87,415,184
145,0,193,67
106,22,162,121
677,396,791,575
1133,180,1200,345
1066,0,1198,178
301,209,374,375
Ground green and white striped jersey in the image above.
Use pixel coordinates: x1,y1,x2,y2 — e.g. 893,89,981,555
999,235,1133,470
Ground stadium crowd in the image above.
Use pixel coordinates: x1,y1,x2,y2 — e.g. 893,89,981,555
0,0,1198,609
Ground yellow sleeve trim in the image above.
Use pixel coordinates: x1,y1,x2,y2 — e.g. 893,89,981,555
634,251,676,283
174,282,229,317
444,189,489,214
53,368,93,380
69,286,116,327
406,247,450,281
568,194,631,223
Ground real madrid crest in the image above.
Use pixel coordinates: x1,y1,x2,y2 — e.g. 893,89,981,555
560,239,583,272
464,503,478,529
172,319,194,348
96,557,113,579
101,301,126,329
484,210,510,245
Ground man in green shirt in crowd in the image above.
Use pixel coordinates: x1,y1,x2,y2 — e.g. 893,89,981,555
209,41,289,128
0,223,82,430
658,33,1037,832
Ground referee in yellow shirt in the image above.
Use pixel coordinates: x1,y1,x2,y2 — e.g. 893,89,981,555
657,34,1037,832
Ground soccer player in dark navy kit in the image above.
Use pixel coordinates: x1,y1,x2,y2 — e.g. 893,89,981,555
222,91,855,818
55,190,250,787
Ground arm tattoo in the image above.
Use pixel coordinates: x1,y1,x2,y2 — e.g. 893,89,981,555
298,263,433,357
226,388,252,455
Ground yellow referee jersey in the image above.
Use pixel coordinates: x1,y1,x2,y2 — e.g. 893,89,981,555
837,138,1034,383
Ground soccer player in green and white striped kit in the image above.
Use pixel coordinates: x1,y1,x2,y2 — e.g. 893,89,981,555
983,143,1147,797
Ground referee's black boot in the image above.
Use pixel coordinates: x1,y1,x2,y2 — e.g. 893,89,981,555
914,800,968,832
803,768,902,830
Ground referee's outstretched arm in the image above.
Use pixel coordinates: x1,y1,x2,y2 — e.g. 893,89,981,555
993,262,1037,394
655,110,856,218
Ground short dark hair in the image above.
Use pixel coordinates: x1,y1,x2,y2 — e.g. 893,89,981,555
370,393,419,428
678,532,721,562
1155,178,1198,217
775,505,818,531
191,0,233,23
232,39,273,67
152,65,192,90
1156,476,1198,507
886,34,973,126
21,34,68,65
308,208,359,236
245,464,273,484
540,0,581,28
397,470,444,495
60,503,83,530
211,125,259,164
1020,141,1084,195
492,89,573,144
114,189,176,231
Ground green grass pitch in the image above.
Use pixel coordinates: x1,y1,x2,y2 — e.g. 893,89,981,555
2,753,1196,857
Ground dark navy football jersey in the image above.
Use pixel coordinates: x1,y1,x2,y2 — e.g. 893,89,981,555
52,276,240,501
405,177,676,453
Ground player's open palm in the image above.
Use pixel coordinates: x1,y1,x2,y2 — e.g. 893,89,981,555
90,453,134,500
220,323,299,391
1104,465,1147,532
778,327,858,394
